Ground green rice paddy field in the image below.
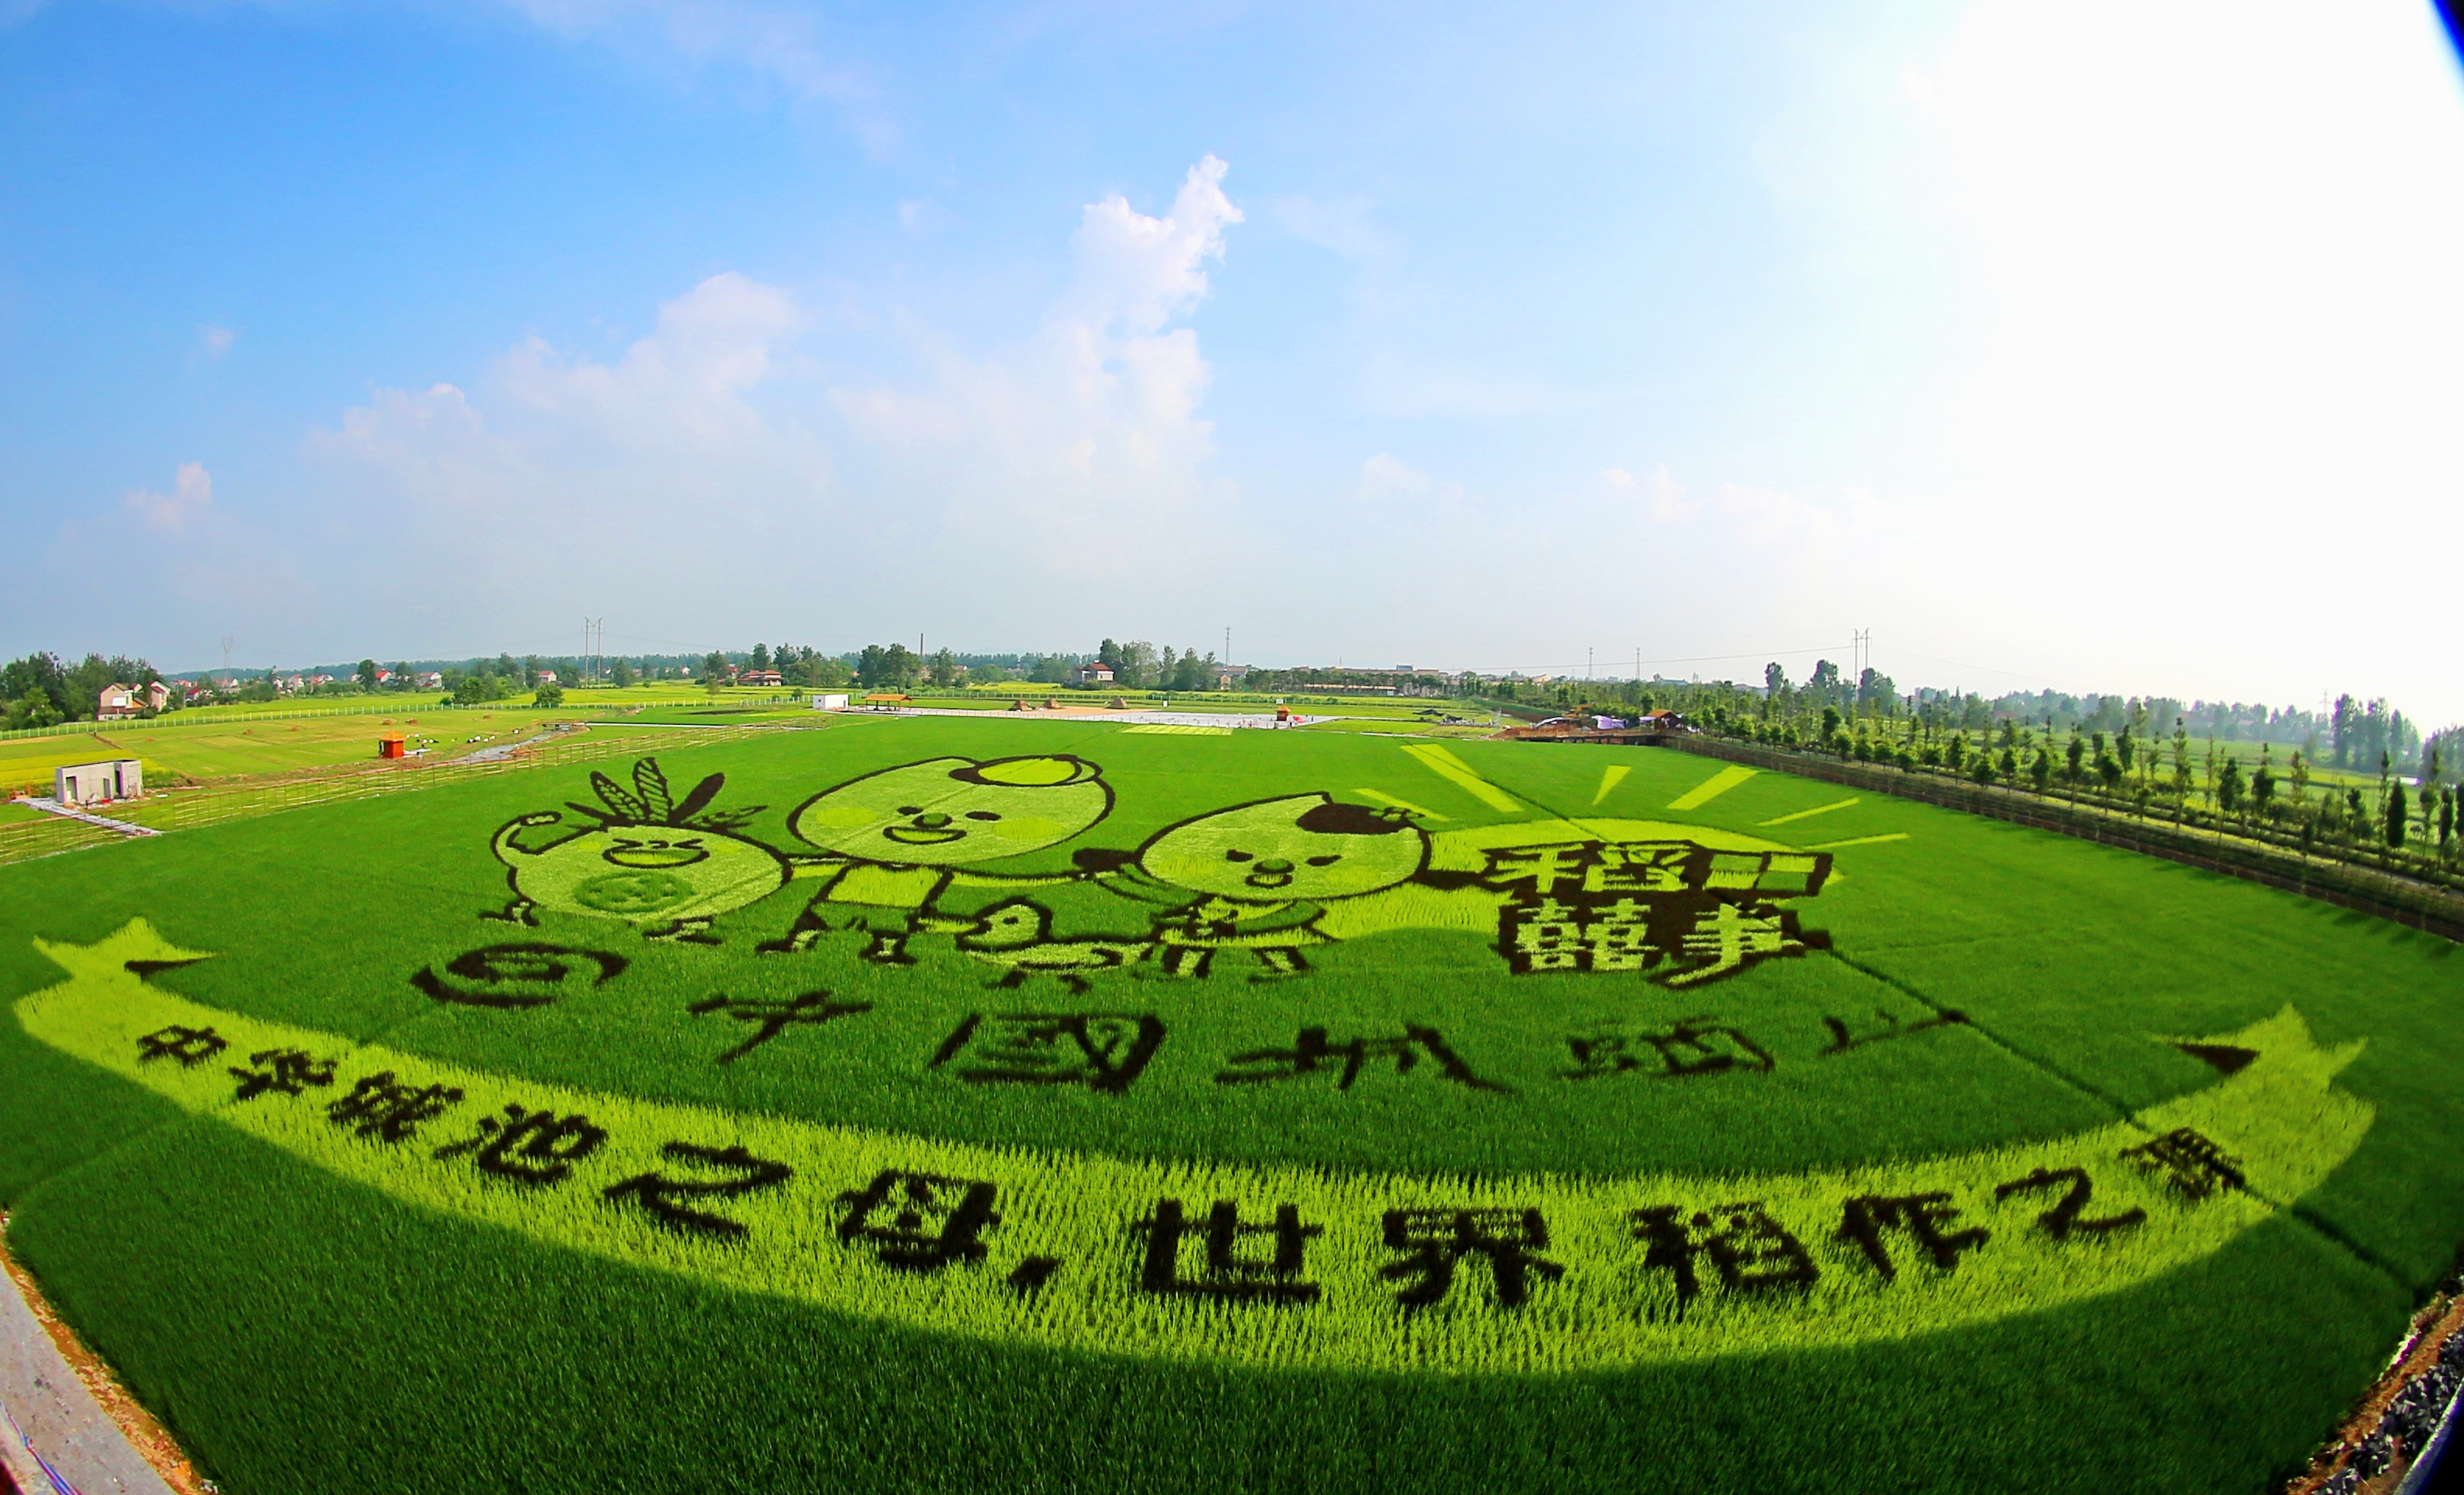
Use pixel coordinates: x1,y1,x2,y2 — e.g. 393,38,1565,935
1,716,2459,1493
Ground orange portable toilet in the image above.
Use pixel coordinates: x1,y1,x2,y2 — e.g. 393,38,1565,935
377,733,408,759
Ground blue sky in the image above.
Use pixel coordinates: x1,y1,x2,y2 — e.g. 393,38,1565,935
4,1,2461,719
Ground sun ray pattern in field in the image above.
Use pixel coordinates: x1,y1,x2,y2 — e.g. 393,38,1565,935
1400,744,1523,813
1354,788,1448,821
1668,765,1756,811
1806,833,1910,850
1591,765,1629,805
1760,798,1860,827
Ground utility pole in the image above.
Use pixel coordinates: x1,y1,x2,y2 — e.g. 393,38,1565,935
219,635,234,678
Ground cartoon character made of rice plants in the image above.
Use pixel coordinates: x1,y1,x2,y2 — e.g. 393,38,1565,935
487,758,788,944
1056,800,1837,987
1088,793,1439,979
762,754,1114,965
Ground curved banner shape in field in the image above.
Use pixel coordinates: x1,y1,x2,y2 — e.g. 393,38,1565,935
18,922,2374,1375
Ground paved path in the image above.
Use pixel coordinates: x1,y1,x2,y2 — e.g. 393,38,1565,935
457,723,591,763
1,1247,174,1495
9,800,157,839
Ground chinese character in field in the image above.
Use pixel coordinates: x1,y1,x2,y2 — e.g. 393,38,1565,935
1217,1025,1510,1094
930,1012,1165,1094
687,990,871,1064
136,1025,227,1068
1503,896,1590,973
325,1071,466,1143
1379,1207,1565,1309
1501,896,1668,976
1576,897,1658,972
1478,843,1598,896
1819,1007,1968,1056
228,1048,337,1102
1666,901,1816,987
1631,1201,1819,1304
1137,1198,1322,1304
603,1141,793,1240
1835,1191,1989,1280
411,943,629,1009
1991,1167,2145,1240
2120,1128,2245,1201
1720,851,1828,897
835,1170,1001,1272
1564,1017,1773,1081
435,1103,610,1186
1580,842,1697,895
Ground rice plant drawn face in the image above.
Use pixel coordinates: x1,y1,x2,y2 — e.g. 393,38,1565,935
1139,795,1429,902
787,756,1112,866
491,760,787,925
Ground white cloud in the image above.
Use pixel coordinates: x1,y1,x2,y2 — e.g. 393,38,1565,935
831,157,1248,575
1061,155,1242,337
1358,352,1545,419
301,158,1249,640
310,272,817,588
1354,453,1470,507
897,198,960,236
1272,195,1387,261
501,0,891,150
1356,453,1432,501
497,271,797,449
1605,464,1699,523
198,324,237,360
124,462,215,533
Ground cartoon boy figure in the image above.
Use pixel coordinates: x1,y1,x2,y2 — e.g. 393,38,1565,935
1097,794,1433,978
761,755,1112,964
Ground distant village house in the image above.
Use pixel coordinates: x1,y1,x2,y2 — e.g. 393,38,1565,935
95,682,170,719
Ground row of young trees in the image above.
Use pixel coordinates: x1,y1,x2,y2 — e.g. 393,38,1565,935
1478,658,2459,888
1717,704,2462,871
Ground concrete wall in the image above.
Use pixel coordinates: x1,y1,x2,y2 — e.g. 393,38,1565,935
53,759,142,807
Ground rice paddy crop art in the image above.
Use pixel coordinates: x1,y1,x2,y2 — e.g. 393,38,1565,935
1,718,2458,1495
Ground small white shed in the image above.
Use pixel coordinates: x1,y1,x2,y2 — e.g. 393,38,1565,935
810,693,851,710
56,759,143,807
